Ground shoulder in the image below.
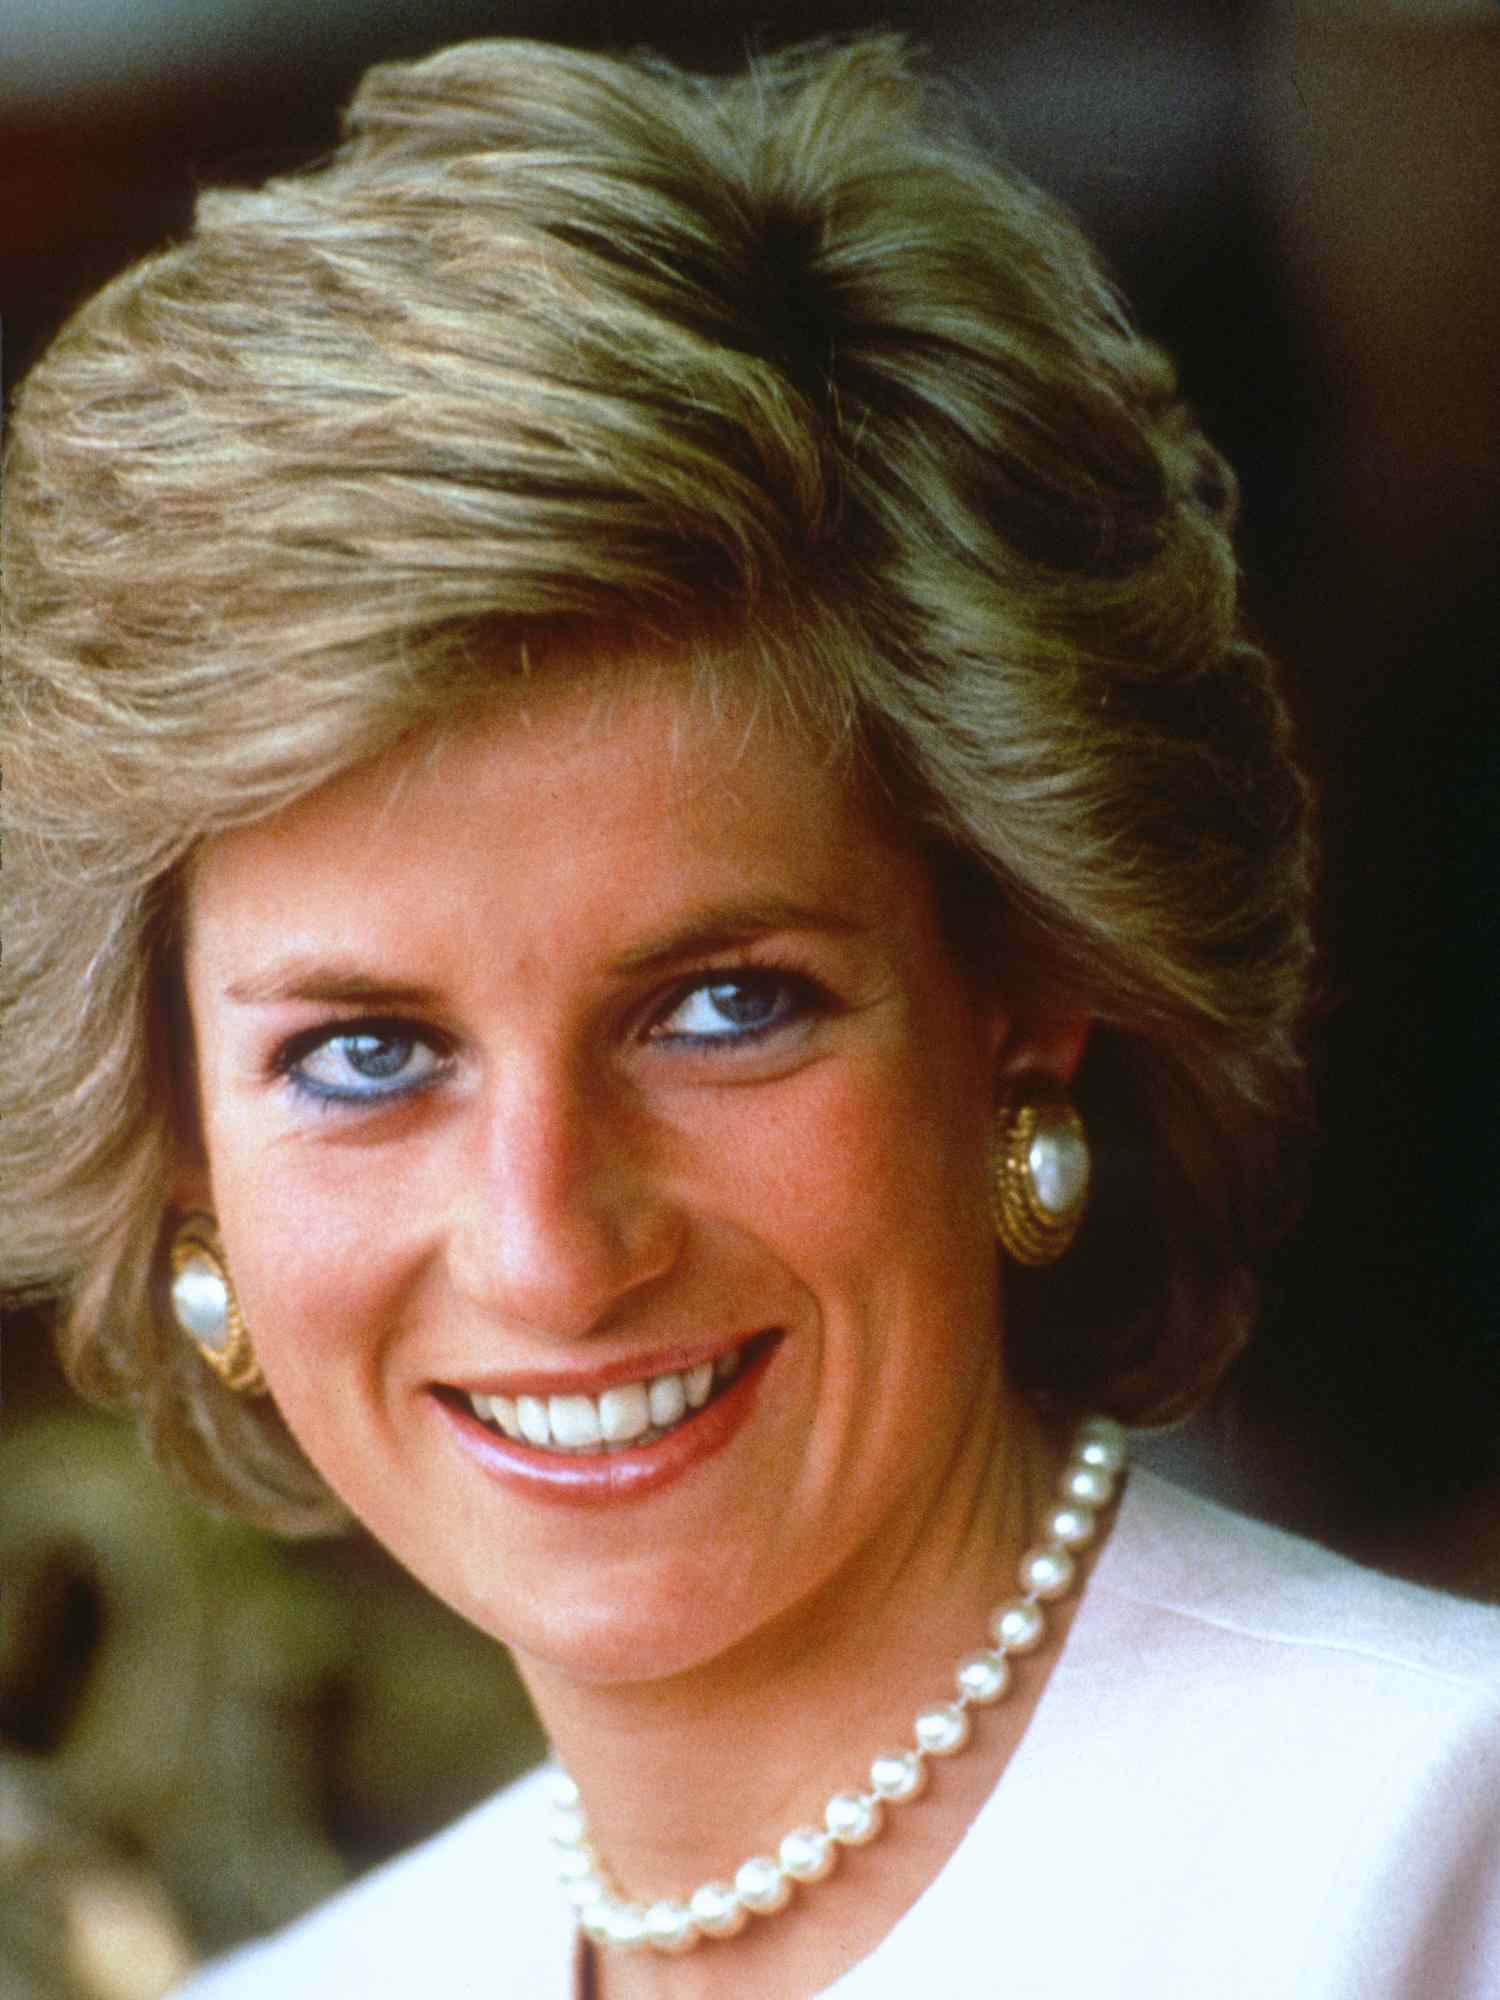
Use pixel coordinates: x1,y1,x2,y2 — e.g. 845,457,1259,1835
1089,1467,1500,1800
1104,1464,1500,1688
171,1763,573,1999
1062,1469,1500,1996
820,1473,1500,2000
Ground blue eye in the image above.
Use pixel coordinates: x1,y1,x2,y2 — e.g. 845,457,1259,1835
280,1024,445,1105
653,971,822,1046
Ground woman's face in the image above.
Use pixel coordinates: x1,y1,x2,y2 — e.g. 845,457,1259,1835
180,664,1080,1687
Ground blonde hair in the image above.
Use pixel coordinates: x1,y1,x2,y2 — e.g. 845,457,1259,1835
1,35,1313,1533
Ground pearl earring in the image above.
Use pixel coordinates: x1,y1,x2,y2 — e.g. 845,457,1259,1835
168,1213,267,1395
990,1080,1091,1266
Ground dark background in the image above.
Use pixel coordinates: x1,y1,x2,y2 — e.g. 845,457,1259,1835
3,3,1498,1991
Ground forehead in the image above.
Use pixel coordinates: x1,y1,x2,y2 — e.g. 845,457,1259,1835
181,660,913,958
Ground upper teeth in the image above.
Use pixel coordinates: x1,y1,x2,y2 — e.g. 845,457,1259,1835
468,1348,742,1452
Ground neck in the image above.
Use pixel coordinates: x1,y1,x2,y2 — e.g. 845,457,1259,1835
513,1396,1077,1997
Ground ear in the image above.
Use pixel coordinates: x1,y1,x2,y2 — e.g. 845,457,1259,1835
162,953,213,1217
170,1144,215,1220
174,1168,217,1208
991,1006,1092,1095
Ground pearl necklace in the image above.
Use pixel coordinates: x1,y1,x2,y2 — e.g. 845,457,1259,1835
549,1415,1127,1957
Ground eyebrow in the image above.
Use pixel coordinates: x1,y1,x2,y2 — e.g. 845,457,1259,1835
221,897,865,1007
223,963,448,1007
610,896,864,973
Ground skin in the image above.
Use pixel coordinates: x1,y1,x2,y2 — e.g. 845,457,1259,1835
179,660,1089,1996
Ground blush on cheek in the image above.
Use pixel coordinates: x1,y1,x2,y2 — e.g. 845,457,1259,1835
220,1190,385,1381
808,1042,989,1207
741,1063,990,1323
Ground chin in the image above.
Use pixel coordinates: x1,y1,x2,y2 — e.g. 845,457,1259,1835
499,1581,770,1693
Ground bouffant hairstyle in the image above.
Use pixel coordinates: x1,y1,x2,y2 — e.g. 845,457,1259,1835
1,35,1313,1534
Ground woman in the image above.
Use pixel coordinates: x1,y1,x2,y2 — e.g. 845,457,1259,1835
3,35,1496,1999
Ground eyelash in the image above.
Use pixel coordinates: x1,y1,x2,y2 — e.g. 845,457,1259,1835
270,964,834,1111
272,1018,453,1110
647,964,831,1051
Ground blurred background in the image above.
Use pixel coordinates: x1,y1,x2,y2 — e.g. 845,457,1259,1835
3,1,1498,1993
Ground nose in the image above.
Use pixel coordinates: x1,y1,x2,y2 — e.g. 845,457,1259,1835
446,1064,684,1339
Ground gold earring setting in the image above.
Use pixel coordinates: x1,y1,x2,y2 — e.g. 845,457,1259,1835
991,1083,1091,1267
168,1213,267,1396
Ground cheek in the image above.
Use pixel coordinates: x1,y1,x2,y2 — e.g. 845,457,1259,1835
731,1039,997,1307
209,1137,420,1394
222,1178,427,1517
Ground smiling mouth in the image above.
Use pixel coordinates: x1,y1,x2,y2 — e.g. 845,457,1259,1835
456,1336,770,1456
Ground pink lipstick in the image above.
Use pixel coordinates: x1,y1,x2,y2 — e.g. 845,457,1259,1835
435,1332,779,1506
